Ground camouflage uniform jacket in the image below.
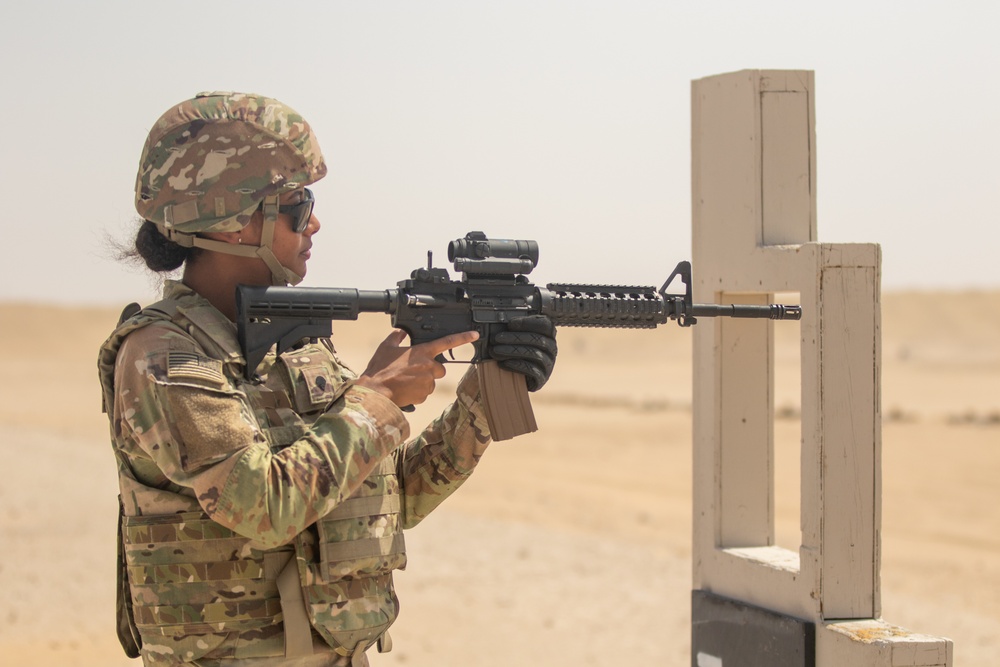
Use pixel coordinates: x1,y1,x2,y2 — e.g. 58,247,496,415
98,280,492,666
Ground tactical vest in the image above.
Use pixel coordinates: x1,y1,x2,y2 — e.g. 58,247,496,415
99,296,405,664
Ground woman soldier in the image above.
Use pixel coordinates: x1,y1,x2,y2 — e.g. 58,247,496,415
99,92,556,667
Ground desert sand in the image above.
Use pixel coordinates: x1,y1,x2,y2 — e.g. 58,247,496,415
0,291,997,665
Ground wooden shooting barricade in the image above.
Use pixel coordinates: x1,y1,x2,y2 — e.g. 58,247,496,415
689,70,952,667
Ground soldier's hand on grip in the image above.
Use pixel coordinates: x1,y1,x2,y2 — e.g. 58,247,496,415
488,315,558,392
357,329,480,408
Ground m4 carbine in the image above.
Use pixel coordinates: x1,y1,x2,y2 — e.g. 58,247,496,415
236,231,801,439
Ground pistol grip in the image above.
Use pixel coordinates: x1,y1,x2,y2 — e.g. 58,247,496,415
476,360,537,441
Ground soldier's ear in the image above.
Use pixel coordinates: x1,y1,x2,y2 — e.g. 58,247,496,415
203,214,263,246
202,230,242,245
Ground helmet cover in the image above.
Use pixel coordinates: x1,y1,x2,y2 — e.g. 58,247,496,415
135,91,327,235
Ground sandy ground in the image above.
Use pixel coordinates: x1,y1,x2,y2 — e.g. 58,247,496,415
0,291,997,665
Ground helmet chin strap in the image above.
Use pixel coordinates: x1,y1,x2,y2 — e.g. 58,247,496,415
255,196,304,286
159,195,303,286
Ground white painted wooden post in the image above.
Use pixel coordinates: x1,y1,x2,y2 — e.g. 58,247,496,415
690,69,952,666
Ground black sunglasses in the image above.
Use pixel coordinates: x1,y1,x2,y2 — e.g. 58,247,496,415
261,188,315,233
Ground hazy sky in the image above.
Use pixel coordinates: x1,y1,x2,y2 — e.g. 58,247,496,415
2,1,997,306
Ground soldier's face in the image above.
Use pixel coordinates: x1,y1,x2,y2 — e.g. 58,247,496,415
239,188,321,281
271,188,321,279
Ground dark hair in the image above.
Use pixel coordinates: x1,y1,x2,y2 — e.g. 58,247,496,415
128,220,198,272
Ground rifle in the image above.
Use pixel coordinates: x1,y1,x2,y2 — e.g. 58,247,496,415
236,231,801,440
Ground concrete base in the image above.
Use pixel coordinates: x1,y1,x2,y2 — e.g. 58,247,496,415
692,590,815,667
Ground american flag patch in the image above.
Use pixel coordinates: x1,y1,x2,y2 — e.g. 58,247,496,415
167,352,225,385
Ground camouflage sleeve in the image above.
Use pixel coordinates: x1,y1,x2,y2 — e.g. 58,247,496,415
397,366,493,528
115,325,410,549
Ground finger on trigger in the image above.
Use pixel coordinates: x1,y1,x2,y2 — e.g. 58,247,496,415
425,330,479,355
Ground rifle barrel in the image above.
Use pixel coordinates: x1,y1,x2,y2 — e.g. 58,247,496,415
690,303,802,321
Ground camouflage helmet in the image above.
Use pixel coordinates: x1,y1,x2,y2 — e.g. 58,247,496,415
136,91,326,233
135,91,327,285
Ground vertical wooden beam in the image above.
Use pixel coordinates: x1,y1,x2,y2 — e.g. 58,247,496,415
818,263,880,618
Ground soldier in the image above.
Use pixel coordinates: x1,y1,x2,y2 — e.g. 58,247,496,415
98,92,557,667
